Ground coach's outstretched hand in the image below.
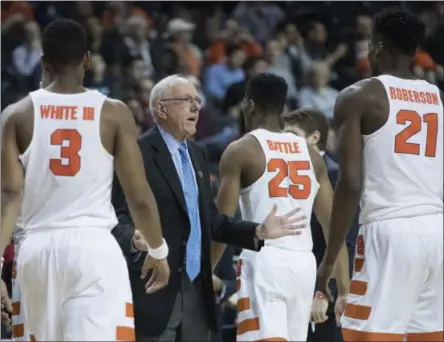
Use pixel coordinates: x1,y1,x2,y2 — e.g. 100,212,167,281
256,204,307,240
141,255,170,294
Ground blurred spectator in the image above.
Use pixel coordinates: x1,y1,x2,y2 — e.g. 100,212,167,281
69,2,94,28
204,44,246,104
299,62,339,119
206,19,262,65
300,21,348,73
276,21,305,82
354,15,372,79
100,1,150,31
412,48,444,85
1,1,34,31
266,39,298,108
84,54,111,95
166,18,203,77
109,55,149,100
12,21,42,92
223,56,269,115
232,2,285,44
122,16,154,78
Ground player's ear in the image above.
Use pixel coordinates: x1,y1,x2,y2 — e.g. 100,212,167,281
310,130,321,146
375,42,383,56
83,51,91,71
248,99,255,113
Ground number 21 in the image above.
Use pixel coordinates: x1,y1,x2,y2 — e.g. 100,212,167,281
394,110,438,157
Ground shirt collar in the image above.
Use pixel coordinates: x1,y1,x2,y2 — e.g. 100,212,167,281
158,125,184,155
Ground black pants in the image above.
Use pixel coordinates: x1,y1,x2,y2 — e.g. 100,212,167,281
136,275,211,342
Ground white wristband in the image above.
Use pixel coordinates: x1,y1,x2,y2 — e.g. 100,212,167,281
147,239,168,260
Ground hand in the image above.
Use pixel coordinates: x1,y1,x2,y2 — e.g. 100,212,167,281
334,295,347,327
334,43,348,58
257,204,307,240
311,292,329,324
212,274,223,292
132,230,148,251
141,255,170,294
1,280,12,326
316,260,335,302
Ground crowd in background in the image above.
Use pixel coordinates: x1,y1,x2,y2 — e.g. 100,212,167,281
1,1,443,341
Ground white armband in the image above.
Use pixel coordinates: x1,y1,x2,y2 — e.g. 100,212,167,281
147,239,169,260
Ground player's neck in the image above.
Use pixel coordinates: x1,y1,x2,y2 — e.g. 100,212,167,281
252,116,281,133
45,73,85,94
380,59,415,79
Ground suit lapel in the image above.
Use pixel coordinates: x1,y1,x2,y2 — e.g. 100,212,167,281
150,128,187,214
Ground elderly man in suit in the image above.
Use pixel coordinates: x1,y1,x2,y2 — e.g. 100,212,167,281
283,108,360,342
112,75,306,342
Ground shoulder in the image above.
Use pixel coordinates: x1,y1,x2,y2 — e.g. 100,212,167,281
1,95,33,128
307,144,327,181
219,134,259,170
334,78,384,124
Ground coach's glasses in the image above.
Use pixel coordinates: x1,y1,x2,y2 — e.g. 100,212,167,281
160,95,202,107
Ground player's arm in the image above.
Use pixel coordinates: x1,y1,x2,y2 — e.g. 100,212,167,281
309,145,349,297
112,101,164,250
1,106,23,256
319,86,364,277
212,140,244,269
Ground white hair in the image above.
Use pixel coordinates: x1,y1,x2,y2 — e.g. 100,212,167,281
149,75,190,113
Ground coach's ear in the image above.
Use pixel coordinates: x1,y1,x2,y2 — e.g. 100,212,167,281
83,50,91,71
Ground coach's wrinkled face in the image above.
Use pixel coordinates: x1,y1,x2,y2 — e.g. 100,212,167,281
156,81,201,141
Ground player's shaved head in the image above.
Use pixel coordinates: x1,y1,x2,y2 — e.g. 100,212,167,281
246,73,288,115
373,7,426,56
42,19,87,72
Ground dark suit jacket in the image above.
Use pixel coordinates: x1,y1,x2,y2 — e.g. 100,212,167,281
111,126,260,337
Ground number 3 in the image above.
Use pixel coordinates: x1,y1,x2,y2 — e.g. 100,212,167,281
267,158,311,199
50,129,82,176
394,110,438,157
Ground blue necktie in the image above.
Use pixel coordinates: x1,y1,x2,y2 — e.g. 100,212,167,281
178,144,201,280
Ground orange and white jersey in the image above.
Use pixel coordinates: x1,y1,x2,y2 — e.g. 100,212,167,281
18,89,117,232
360,75,443,224
239,128,319,252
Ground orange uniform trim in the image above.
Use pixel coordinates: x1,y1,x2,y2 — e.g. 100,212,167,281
12,302,20,316
344,303,372,320
12,324,24,338
237,318,260,335
342,328,404,341
125,303,134,319
29,334,37,342
349,280,368,296
354,258,364,272
116,326,135,341
406,331,444,341
236,279,241,292
237,298,251,312
257,338,288,341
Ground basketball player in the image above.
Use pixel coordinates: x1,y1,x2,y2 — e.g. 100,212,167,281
316,8,443,341
5,69,53,342
214,73,350,341
1,19,170,341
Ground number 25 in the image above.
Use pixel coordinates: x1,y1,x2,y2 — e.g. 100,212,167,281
267,159,311,199
394,110,438,157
